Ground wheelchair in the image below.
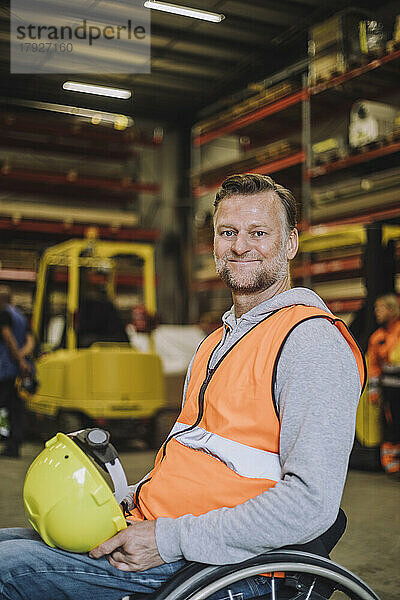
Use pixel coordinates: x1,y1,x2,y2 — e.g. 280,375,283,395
124,510,380,600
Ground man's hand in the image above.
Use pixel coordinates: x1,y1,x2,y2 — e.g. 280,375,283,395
89,520,165,572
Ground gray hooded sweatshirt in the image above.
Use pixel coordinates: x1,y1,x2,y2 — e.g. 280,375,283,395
153,288,362,564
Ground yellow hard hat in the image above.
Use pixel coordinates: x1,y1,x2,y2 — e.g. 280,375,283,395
23,429,128,553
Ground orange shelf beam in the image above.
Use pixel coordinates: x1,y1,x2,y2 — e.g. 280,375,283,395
308,141,400,178
326,298,364,313
0,268,36,282
193,152,304,198
0,217,160,241
193,90,307,147
304,205,400,231
292,256,362,279
0,167,160,194
248,151,305,175
0,269,153,286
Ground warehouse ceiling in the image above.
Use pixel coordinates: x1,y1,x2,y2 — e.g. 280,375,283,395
0,0,398,123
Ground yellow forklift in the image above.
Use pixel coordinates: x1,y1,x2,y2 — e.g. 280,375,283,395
25,235,172,446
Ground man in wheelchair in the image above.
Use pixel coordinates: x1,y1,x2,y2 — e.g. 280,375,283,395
0,174,369,600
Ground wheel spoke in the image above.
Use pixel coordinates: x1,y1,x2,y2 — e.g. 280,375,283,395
271,576,276,600
304,578,316,600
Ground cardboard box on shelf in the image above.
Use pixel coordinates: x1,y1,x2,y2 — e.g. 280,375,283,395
308,52,347,85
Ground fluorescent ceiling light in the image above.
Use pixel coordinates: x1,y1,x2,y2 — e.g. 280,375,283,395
5,99,134,128
63,82,132,99
144,1,225,22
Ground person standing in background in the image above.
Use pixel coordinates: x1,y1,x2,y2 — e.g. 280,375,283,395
0,285,34,458
367,294,400,477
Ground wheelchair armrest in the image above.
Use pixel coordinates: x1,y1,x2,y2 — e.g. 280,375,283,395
125,508,348,600
281,507,347,558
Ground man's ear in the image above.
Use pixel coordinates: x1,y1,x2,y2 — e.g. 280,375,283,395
286,228,299,260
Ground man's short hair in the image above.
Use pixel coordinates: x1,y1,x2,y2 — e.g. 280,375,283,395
376,293,400,318
213,173,297,231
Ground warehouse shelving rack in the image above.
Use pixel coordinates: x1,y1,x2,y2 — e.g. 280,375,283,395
192,85,306,195
0,111,162,235
301,47,400,320
193,89,308,148
190,45,400,324
0,110,163,313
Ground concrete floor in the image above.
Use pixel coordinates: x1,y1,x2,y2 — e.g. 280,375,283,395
1,442,399,600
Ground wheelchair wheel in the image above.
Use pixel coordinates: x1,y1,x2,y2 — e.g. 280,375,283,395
154,551,380,600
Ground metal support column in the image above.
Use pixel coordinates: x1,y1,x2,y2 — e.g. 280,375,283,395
301,72,312,289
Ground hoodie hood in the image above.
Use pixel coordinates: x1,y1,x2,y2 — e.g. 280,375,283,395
222,287,332,329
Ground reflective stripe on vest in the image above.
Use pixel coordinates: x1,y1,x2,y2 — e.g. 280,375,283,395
171,421,282,481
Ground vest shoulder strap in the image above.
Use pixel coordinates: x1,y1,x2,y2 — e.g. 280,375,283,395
270,308,367,417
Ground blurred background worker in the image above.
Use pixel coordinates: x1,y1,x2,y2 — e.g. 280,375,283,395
367,294,400,477
77,269,129,348
0,285,34,458
78,287,129,348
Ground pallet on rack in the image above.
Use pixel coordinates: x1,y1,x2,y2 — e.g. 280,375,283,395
349,126,400,154
351,139,391,154
312,137,348,165
193,81,295,137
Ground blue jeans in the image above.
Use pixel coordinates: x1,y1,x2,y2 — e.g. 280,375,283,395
0,528,273,600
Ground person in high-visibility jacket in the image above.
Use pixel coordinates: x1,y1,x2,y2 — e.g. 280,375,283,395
367,294,400,476
0,174,366,600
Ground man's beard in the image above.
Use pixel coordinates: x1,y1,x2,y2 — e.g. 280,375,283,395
214,247,289,294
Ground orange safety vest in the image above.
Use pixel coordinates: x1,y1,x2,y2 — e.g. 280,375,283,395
127,305,366,523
